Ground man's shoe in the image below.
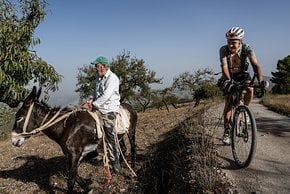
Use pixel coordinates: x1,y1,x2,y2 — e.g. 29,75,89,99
222,134,230,145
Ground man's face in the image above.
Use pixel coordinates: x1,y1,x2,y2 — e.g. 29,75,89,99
227,39,241,53
95,63,107,77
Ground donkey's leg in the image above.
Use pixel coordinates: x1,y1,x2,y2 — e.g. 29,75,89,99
118,136,127,163
128,107,137,169
119,135,127,155
127,128,136,169
76,176,92,193
67,152,82,193
68,153,92,193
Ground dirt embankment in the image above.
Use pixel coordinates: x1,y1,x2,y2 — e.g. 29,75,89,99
0,102,228,193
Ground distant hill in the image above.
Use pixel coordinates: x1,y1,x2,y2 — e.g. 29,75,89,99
48,92,80,107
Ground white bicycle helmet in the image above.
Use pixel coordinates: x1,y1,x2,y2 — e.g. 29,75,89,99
226,27,245,40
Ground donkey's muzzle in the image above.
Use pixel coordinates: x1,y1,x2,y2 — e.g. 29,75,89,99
11,131,25,147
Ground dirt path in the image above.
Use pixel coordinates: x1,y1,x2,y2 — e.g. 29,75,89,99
214,99,290,194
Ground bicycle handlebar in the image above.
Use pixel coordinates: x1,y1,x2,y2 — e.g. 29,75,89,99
251,73,269,98
220,72,269,98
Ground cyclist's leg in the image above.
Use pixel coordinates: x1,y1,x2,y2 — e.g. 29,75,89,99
223,94,232,144
223,94,232,128
242,72,253,106
244,86,254,106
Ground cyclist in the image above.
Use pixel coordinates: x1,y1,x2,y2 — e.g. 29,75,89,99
219,26,264,145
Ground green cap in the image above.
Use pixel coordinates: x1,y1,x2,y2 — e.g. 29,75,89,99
91,56,110,67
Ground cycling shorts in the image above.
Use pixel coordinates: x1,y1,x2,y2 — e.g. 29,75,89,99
231,72,251,83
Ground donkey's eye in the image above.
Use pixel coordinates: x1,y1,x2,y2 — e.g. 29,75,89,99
17,117,24,123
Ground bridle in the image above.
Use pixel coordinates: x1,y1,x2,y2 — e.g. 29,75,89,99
15,102,75,137
22,102,35,134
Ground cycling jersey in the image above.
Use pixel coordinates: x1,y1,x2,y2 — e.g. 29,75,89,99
220,43,255,74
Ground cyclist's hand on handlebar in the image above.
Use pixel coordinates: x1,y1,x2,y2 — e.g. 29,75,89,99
223,80,231,88
256,80,269,98
223,80,232,95
259,80,269,88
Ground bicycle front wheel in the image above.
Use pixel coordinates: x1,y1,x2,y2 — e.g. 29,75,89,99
231,105,257,168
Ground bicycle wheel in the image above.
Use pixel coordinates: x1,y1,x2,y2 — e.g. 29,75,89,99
231,105,257,168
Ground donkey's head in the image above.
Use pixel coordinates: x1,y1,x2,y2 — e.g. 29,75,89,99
11,86,42,147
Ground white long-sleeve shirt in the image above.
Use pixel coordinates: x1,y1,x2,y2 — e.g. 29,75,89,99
92,69,120,114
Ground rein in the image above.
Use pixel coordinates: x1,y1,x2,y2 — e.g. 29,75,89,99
87,111,137,180
16,103,76,137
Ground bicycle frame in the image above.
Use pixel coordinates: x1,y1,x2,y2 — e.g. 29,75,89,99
227,73,260,168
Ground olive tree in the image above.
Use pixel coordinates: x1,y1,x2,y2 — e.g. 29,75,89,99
75,51,162,104
0,0,62,107
271,55,290,94
172,67,221,106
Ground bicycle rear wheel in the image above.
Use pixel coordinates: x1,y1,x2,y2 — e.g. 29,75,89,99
231,105,257,168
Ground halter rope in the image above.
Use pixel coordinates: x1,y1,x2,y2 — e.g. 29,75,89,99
15,103,77,137
22,102,34,133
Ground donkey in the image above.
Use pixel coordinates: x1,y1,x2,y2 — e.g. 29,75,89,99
11,86,137,193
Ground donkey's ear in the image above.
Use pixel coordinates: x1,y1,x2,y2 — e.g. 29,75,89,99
24,86,37,102
36,87,42,100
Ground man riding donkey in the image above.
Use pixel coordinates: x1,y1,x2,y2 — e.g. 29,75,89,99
81,56,121,174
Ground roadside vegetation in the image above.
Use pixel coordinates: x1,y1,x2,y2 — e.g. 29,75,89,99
261,94,290,116
134,100,232,193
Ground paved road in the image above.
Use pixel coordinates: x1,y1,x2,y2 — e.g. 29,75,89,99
214,99,290,194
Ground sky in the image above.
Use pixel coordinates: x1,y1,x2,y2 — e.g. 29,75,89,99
33,0,290,105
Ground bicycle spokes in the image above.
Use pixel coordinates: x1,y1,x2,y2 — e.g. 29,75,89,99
231,105,257,168
236,112,249,142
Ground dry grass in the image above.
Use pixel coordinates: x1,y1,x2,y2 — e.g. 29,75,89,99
261,94,290,116
136,101,231,193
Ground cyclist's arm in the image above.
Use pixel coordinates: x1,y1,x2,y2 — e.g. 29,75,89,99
221,62,231,80
248,52,263,82
220,47,231,80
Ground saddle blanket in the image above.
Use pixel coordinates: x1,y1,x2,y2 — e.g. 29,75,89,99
88,106,130,138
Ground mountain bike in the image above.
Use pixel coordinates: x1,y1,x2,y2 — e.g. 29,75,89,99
224,73,267,168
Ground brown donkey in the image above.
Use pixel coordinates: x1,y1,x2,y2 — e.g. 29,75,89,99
11,86,137,193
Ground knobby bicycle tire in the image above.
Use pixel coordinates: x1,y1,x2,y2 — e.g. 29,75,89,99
231,105,257,168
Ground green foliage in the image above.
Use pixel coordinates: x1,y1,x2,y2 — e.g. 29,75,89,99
75,51,162,103
216,74,226,91
0,103,15,141
131,87,178,112
271,55,290,94
151,87,178,111
173,68,215,91
194,83,222,106
131,87,153,112
0,0,62,107
75,65,96,100
172,68,221,105
111,51,162,102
